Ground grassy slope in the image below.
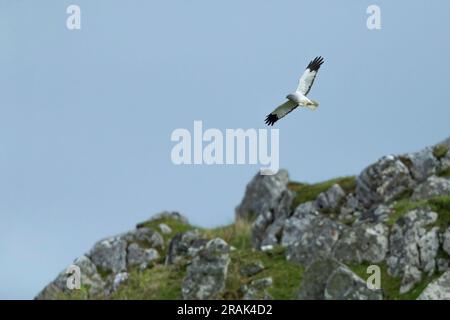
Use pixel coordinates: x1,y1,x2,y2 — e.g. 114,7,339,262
62,176,449,300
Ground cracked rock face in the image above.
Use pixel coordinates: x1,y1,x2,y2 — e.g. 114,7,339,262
251,189,294,249
356,155,414,208
386,208,439,293
182,238,230,300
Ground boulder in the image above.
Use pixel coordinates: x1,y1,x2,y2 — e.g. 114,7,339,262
235,169,291,221
122,227,164,249
417,270,450,300
165,230,207,265
442,228,450,256
324,266,382,300
315,184,346,212
182,238,230,300
242,277,273,300
401,147,438,182
284,208,347,266
411,176,450,201
332,222,388,264
89,237,127,274
127,243,160,270
35,255,105,299
251,189,293,249
356,155,414,208
297,258,341,300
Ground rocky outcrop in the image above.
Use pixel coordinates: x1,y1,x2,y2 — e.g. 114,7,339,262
386,208,440,293
36,136,450,300
356,155,414,209
181,238,230,300
36,212,189,299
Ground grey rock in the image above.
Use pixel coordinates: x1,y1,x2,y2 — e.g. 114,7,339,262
35,255,105,299
315,184,346,212
297,258,341,300
284,209,347,266
324,266,382,300
251,189,294,249
332,223,388,264
122,228,164,249
417,270,450,300
411,176,450,201
443,228,450,255
387,208,439,293
89,237,127,274
356,155,414,208
281,201,319,246
240,261,265,277
236,169,291,221
158,223,172,234
242,277,273,300
127,243,160,270
112,272,129,292
182,238,230,300
165,230,207,265
402,147,438,182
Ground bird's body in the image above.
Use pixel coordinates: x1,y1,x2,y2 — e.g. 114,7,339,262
265,56,324,126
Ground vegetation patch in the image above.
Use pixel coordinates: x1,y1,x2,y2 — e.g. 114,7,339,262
110,264,186,300
389,195,450,229
288,176,356,209
433,144,450,160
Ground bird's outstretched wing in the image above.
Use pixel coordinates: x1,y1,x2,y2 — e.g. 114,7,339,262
265,100,297,126
296,56,324,96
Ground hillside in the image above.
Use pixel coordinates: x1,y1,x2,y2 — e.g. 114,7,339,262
36,137,450,300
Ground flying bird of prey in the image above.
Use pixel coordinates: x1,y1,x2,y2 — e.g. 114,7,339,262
265,56,324,126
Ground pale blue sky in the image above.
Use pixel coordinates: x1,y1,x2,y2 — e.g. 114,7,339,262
1,1,449,299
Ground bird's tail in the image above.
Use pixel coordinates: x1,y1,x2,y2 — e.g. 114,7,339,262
304,100,319,110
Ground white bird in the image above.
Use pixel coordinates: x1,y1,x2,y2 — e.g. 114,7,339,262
265,56,324,126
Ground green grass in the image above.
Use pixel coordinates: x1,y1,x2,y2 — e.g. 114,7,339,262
201,218,253,250
110,264,186,300
288,176,356,209
388,195,450,229
349,263,440,300
438,166,450,178
223,246,303,300
433,144,450,160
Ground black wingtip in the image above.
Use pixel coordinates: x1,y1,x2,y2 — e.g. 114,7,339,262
307,56,324,72
265,114,278,126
